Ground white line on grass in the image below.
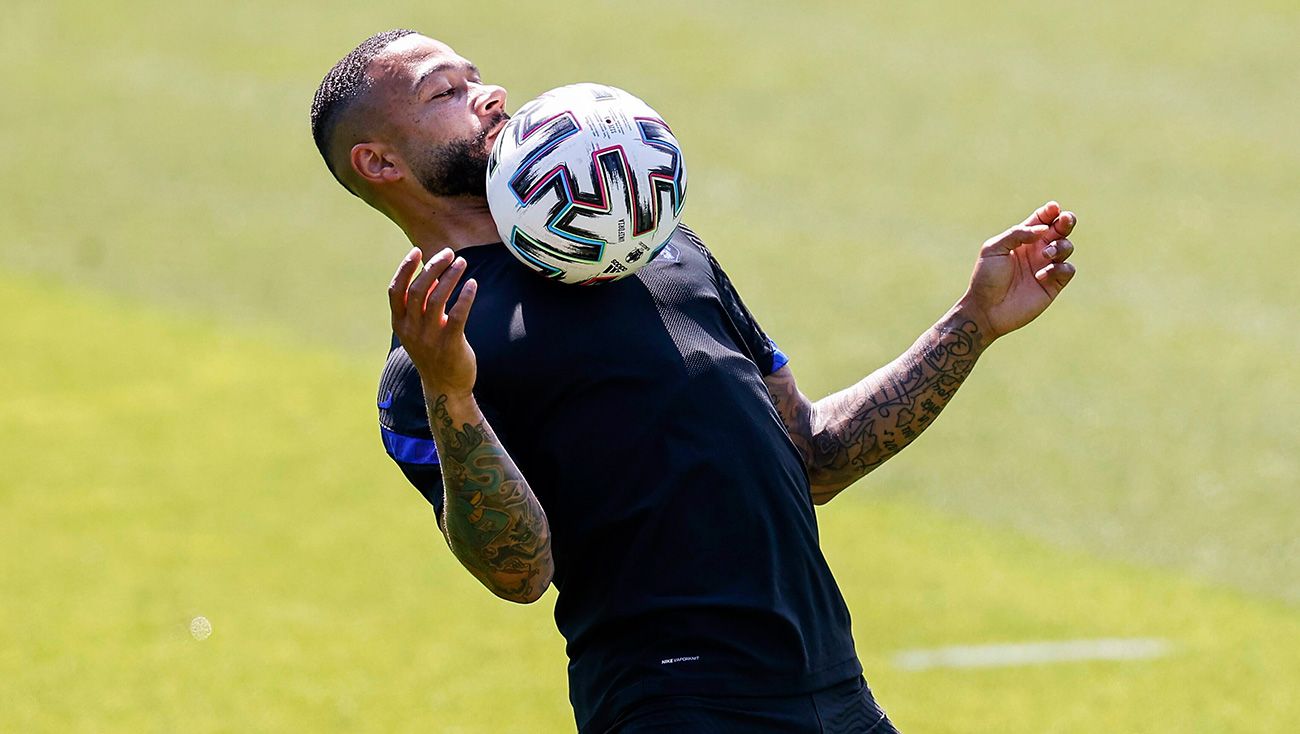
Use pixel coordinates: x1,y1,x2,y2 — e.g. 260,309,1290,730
893,638,1172,671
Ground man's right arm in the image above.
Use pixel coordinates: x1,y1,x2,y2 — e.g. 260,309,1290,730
389,246,553,604
425,389,553,603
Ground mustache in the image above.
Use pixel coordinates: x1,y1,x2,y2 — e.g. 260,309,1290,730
478,111,510,143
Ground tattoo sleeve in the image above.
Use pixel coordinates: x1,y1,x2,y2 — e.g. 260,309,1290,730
427,392,553,603
766,308,988,503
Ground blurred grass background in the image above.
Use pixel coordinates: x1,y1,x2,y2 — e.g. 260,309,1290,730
2,0,1297,731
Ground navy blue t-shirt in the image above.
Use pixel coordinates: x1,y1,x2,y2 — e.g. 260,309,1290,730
378,225,860,732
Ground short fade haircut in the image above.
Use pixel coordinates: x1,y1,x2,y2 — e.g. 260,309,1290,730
310,29,418,190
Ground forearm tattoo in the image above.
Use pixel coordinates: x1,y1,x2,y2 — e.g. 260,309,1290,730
770,316,985,497
429,394,552,602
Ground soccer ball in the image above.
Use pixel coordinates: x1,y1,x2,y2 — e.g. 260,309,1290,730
485,83,687,285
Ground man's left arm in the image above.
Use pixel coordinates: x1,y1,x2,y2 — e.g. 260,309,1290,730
766,201,1078,504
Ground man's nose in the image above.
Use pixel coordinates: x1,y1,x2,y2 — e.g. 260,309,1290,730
473,83,508,116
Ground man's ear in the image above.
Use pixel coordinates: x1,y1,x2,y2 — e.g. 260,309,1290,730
350,142,403,187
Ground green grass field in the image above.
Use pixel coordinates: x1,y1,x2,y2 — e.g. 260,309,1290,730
2,1,1297,731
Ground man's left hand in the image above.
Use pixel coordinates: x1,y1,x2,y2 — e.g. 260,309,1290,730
962,201,1078,340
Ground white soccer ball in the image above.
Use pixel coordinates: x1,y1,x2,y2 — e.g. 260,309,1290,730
486,83,687,285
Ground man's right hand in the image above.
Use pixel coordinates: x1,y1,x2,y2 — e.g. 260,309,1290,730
388,247,479,397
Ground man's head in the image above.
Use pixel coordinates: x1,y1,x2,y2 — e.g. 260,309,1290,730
310,31,509,209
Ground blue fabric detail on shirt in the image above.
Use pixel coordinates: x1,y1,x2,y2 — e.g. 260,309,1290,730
769,339,790,374
381,425,440,465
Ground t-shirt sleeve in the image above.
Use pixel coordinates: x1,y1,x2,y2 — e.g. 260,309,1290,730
677,224,789,376
378,342,445,518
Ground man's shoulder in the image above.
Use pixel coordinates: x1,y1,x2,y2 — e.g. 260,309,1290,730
378,341,430,438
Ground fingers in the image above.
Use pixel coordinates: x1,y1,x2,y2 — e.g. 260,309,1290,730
982,223,1050,256
1034,261,1077,295
1022,201,1062,228
427,256,468,315
406,247,456,314
447,278,478,333
1022,201,1077,240
1042,237,1074,263
1052,210,1077,240
1014,201,1077,263
388,247,423,320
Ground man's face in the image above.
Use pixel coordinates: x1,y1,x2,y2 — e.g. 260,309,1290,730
368,36,509,198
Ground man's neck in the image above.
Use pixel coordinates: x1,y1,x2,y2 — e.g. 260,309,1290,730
393,193,501,253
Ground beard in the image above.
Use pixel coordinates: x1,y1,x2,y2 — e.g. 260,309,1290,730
411,111,509,198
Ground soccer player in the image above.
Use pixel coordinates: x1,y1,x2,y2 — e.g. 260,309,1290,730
310,30,1077,734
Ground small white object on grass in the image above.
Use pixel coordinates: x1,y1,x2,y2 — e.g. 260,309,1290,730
190,616,213,641
893,638,1171,671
